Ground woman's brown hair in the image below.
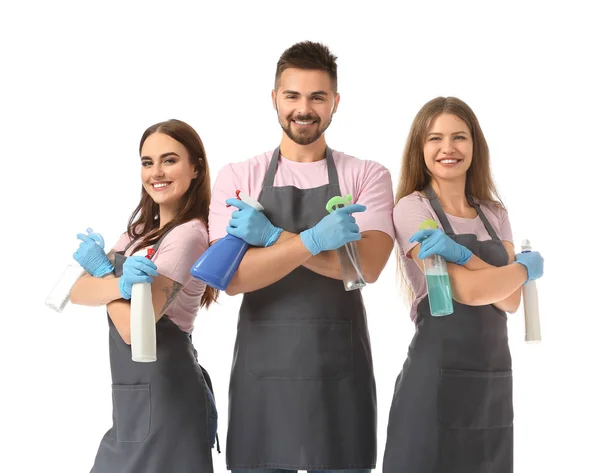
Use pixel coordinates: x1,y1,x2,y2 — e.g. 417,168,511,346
127,119,218,309
395,97,503,305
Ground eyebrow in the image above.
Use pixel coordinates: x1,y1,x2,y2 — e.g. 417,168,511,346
141,152,180,160
427,131,468,136
282,90,329,97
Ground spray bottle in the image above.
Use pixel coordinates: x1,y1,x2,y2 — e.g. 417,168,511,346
521,239,541,343
190,190,264,290
130,247,157,362
45,228,105,313
325,195,366,291
420,219,454,316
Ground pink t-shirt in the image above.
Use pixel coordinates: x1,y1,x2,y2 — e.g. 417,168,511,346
208,149,395,242
112,219,209,333
393,191,513,322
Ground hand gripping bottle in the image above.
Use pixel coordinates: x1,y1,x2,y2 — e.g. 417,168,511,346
420,219,454,316
130,247,157,362
45,228,105,313
190,190,264,290
325,195,366,291
521,239,541,343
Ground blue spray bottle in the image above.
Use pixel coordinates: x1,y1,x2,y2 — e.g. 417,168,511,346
190,190,264,290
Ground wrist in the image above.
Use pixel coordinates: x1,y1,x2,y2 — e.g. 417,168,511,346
456,247,473,266
118,277,132,300
513,261,530,285
94,263,115,278
299,229,321,256
264,225,283,247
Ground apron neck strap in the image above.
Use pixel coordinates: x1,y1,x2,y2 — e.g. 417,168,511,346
263,146,339,188
466,195,501,241
424,184,501,241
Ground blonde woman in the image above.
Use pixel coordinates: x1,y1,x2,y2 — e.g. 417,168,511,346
383,97,544,473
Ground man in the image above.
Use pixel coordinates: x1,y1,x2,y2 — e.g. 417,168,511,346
208,41,394,473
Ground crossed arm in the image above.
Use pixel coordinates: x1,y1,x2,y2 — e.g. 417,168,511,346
409,241,525,313
223,230,394,296
70,250,183,344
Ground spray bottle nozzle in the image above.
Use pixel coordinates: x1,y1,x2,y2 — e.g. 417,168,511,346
521,239,532,253
419,219,439,231
326,195,353,213
225,189,265,211
85,227,106,249
226,190,243,207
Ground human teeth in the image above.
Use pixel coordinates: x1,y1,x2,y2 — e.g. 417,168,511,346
440,159,458,164
295,120,312,125
153,183,169,188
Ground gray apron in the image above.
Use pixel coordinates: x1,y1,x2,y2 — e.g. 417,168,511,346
226,147,377,471
90,230,217,473
382,185,513,473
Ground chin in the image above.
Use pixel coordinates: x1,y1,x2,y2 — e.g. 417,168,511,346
436,173,467,182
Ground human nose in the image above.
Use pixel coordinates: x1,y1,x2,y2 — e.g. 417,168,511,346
441,137,456,154
151,162,165,178
296,96,312,115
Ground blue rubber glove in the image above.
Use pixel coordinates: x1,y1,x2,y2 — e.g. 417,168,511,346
225,198,283,247
409,228,473,265
300,204,366,255
119,256,159,300
73,230,114,277
514,251,544,284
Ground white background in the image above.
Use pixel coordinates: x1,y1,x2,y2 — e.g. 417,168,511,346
2,1,598,472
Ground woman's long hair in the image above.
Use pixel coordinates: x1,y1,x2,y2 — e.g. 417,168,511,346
127,119,217,309
395,97,503,305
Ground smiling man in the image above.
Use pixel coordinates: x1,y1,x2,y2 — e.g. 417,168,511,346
208,41,394,473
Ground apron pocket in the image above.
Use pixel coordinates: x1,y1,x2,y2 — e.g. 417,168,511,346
112,384,151,442
246,319,353,380
438,370,513,471
439,369,513,429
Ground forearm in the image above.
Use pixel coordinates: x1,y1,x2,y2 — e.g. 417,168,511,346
492,288,522,314
464,254,522,313
107,299,132,344
449,262,527,307
226,235,313,295
105,275,179,344
281,230,393,282
70,274,122,306
274,230,341,279
304,250,342,279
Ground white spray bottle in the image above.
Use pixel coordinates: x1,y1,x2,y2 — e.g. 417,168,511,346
45,228,105,313
521,239,541,343
130,247,157,362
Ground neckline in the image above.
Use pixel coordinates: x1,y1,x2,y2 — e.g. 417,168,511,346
278,152,328,167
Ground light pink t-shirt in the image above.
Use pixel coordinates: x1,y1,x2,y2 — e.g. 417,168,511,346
112,219,209,333
208,149,395,242
393,191,513,322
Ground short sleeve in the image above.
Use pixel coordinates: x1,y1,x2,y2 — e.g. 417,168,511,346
153,221,209,286
111,231,129,252
393,194,438,259
353,163,394,239
208,164,240,243
499,207,514,244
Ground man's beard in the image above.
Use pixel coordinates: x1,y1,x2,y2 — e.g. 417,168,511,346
279,112,333,146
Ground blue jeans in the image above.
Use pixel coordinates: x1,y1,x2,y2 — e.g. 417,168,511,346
231,469,371,473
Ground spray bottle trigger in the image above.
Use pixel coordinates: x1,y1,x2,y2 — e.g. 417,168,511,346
86,228,105,249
